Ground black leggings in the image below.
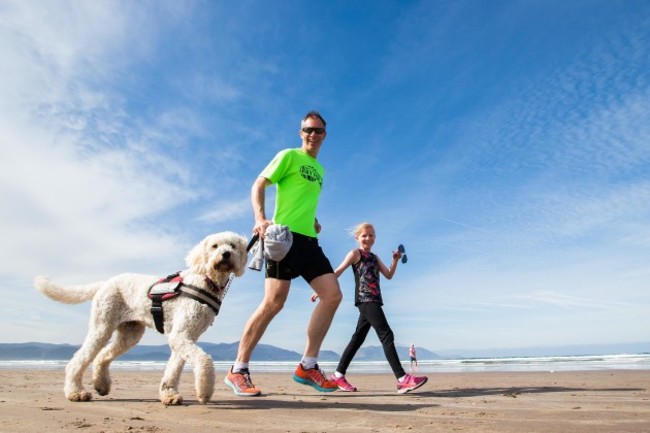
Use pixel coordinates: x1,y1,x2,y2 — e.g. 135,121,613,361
336,302,405,379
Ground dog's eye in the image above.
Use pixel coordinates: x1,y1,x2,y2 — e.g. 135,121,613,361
229,243,235,249
211,243,219,249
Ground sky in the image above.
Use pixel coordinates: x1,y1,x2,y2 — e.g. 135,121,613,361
1,0,649,357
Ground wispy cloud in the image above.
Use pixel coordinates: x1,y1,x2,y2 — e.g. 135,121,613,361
509,291,632,310
196,198,251,225
0,2,206,280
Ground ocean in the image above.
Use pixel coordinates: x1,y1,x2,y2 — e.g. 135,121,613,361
2,353,649,373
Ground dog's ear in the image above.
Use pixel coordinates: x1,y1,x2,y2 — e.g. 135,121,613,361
185,237,207,273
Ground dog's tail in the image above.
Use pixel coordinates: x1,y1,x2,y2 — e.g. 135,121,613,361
34,276,104,304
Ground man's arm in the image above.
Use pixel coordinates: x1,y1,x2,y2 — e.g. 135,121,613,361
251,176,272,237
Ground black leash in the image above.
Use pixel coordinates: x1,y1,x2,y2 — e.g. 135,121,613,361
220,234,260,300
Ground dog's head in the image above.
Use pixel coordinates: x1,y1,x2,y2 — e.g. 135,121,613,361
185,231,249,280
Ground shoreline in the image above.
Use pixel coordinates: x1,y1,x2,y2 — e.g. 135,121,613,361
2,352,649,373
1,369,649,432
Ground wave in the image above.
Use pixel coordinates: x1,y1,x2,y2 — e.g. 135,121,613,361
2,353,649,373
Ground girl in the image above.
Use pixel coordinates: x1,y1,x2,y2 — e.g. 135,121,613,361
313,222,427,393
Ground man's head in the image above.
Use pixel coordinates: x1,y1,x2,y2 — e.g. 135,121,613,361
300,111,327,158
301,111,327,128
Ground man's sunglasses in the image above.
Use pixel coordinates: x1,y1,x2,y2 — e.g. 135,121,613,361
301,127,325,135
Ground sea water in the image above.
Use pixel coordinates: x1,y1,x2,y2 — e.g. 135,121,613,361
2,353,649,373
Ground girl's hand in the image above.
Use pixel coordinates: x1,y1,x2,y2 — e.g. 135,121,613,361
310,293,320,302
392,249,402,261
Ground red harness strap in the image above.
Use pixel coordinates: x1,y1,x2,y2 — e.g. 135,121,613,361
148,273,182,334
147,272,223,334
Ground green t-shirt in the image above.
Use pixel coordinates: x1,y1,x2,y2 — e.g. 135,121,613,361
260,148,324,238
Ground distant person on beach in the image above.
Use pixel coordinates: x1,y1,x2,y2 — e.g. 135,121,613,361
311,222,428,393
409,343,419,372
225,111,342,397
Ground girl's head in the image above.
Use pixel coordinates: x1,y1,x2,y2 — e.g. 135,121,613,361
349,222,375,250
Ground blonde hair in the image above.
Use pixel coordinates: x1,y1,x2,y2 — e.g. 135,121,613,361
349,222,374,238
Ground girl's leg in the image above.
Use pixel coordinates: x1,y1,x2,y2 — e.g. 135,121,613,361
359,303,406,379
336,311,371,375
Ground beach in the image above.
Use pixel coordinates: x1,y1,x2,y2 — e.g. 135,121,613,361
1,369,648,432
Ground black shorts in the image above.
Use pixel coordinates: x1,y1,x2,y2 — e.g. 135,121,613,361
265,232,334,282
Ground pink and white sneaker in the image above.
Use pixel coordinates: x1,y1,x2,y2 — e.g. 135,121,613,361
331,374,357,392
396,374,428,394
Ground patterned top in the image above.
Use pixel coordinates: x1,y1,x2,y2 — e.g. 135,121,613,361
352,249,383,306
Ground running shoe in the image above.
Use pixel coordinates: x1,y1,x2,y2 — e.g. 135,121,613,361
224,368,261,396
396,374,428,394
331,374,358,392
293,363,338,392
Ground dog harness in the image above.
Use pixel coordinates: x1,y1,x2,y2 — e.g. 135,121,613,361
148,272,227,334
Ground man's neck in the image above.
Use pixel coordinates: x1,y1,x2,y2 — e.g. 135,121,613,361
301,146,319,159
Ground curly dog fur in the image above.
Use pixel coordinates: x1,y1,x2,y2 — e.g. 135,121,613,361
34,231,248,405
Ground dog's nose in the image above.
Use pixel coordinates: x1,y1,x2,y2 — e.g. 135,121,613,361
222,251,231,259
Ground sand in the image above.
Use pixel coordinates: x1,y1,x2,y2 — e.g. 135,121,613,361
0,369,648,432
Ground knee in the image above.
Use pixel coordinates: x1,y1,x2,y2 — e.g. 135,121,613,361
262,294,286,316
319,287,342,307
378,329,395,344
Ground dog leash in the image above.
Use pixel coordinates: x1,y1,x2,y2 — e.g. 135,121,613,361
219,234,259,302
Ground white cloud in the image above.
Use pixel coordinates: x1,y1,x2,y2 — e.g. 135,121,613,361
196,198,251,225
0,2,202,281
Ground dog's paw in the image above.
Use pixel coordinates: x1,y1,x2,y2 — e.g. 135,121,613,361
197,395,211,405
94,385,110,396
67,390,93,402
93,376,111,396
160,393,184,406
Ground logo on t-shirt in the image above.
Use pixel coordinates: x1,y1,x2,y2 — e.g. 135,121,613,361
300,165,323,187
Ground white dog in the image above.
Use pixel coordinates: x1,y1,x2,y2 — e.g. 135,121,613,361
34,231,248,405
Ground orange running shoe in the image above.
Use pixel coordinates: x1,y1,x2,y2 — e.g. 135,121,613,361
224,368,261,396
293,363,338,392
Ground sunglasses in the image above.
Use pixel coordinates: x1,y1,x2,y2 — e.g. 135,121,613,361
301,127,325,135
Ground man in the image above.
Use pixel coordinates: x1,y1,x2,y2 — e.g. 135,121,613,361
225,111,342,396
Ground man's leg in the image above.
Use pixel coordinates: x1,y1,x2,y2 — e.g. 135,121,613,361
292,272,342,392
304,272,342,358
236,277,290,363
225,278,289,396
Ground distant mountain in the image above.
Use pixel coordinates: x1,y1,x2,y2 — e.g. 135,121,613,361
0,342,305,362
0,342,79,360
0,342,432,362
354,345,440,361
2,341,645,361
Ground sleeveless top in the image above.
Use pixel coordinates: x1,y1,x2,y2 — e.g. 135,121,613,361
352,249,383,306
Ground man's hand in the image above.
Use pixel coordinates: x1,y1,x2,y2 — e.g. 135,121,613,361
253,219,273,238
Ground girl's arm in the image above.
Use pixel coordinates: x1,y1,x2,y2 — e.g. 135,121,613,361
334,249,360,278
377,249,401,279
311,249,359,302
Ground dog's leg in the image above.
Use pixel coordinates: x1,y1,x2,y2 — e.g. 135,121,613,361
159,351,186,406
93,321,146,396
65,322,115,402
166,331,215,405
191,346,216,405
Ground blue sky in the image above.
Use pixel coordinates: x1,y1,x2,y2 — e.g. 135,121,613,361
1,0,649,356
